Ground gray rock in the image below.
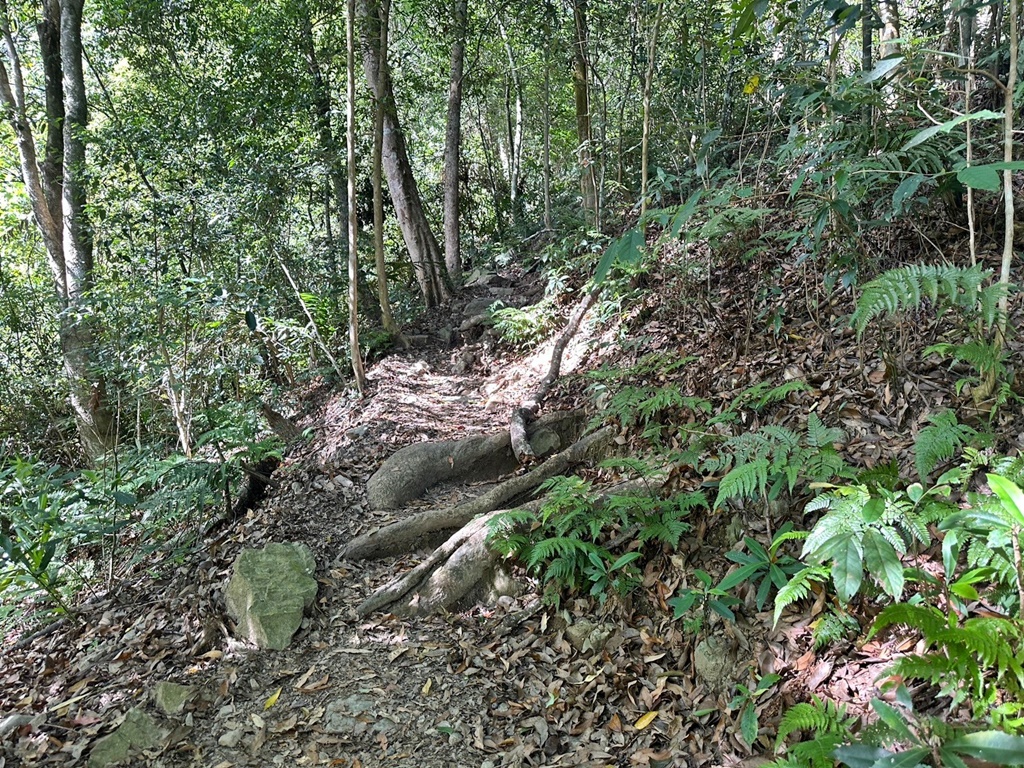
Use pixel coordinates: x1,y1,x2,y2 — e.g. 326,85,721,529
323,693,377,734
88,708,167,767
224,542,317,650
464,297,500,316
152,682,194,715
694,636,735,690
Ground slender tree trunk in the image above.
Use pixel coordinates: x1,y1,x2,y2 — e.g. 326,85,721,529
0,0,115,461
571,0,599,228
861,0,873,72
372,0,398,335
639,1,663,221
878,0,900,59
497,17,523,225
359,0,449,308
542,37,552,231
346,0,366,393
443,0,467,286
996,0,1017,344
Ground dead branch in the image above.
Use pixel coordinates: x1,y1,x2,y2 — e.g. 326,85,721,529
511,284,602,460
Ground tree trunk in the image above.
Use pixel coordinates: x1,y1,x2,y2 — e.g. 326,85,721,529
878,0,900,59
571,0,599,229
442,0,467,287
639,2,663,221
372,0,399,334
0,0,115,461
346,0,366,393
359,0,449,308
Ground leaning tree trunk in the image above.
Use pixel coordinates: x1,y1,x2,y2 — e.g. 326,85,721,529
0,0,115,461
359,0,450,308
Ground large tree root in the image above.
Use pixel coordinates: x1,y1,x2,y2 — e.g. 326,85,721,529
357,476,648,617
367,410,584,510
340,426,613,561
511,284,603,461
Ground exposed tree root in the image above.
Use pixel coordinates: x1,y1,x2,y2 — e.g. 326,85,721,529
357,476,647,617
511,284,603,461
341,426,613,562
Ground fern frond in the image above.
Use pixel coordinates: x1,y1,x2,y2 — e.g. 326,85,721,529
868,602,946,639
852,263,993,336
806,413,846,449
915,410,977,481
715,458,769,508
773,566,829,626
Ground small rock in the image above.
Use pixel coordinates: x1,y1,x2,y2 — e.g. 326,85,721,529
694,636,735,690
88,708,167,768
218,727,244,748
152,681,194,715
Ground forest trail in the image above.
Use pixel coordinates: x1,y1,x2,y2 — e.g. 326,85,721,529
4,251,1021,767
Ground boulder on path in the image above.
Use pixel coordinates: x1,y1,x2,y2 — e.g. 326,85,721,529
367,410,584,510
224,542,317,650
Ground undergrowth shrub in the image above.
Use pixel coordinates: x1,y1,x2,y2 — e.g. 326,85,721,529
487,468,707,605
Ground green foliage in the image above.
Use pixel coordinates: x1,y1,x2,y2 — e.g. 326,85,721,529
812,610,860,651
710,413,850,509
774,696,857,767
772,565,829,627
941,472,1024,616
799,478,955,604
489,300,558,349
717,524,807,611
488,472,702,605
729,673,781,747
914,410,979,481
0,459,134,615
834,685,1024,767
869,604,1024,717
669,569,741,630
851,263,1000,338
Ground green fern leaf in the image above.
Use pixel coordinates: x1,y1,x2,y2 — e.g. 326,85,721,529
715,458,769,508
915,410,977,481
773,566,829,626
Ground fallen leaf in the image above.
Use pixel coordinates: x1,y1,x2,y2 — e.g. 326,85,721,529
264,687,281,710
634,710,658,730
421,677,432,696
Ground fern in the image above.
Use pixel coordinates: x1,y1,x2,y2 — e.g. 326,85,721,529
773,566,829,626
715,458,769,508
915,410,977,481
805,413,845,449
776,696,855,753
813,611,860,650
870,604,1024,713
851,262,994,337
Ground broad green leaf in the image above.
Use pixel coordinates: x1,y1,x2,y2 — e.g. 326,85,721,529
862,530,904,599
670,190,703,237
891,175,925,216
829,536,863,604
609,551,642,570
739,703,757,745
987,474,1024,527
958,165,1001,191
862,56,904,83
832,745,895,768
718,561,765,591
871,699,914,742
593,228,644,286
946,730,1024,763
903,109,1002,150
